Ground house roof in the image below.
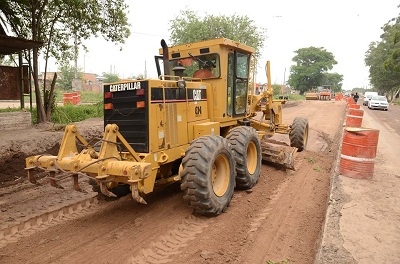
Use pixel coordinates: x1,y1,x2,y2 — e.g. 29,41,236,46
0,34,43,55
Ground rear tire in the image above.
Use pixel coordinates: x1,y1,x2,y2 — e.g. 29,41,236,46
290,117,309,152
180,136,236,216
227,126,261,189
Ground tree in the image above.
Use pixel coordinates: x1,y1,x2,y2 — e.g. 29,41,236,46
0,0,130,123
383,11,400,72
322,72,343,93
102,72,120,83
58,63,82,90
287,47,338,95
365,22,400,100
169,10,266,58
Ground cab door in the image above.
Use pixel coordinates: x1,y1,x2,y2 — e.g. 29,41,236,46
227,51,251,117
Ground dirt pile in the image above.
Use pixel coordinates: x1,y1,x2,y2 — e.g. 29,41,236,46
0,118,104,186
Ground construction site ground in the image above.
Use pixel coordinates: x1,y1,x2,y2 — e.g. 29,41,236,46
0,100,399,264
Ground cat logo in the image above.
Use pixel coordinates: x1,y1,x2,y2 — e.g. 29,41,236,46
193,90,202,101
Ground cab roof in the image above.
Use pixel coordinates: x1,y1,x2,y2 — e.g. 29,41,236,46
159,38,255,56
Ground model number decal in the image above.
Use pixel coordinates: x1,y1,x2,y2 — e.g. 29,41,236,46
110,82,141,92
195,106,202,117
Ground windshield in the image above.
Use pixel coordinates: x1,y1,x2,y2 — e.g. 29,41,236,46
167,53,220,79
372,96,387,101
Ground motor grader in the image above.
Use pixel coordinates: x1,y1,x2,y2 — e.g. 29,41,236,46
25,38,308,216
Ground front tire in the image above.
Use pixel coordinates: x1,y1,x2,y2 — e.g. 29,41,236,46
180,136,236,216
227,126,261,189
290,117,309,152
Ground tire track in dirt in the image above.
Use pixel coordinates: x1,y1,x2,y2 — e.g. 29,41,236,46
129,214,210,264
0,196,100,249
243,152,330,263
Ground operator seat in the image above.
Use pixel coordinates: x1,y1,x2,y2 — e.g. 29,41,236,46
193,68,214,78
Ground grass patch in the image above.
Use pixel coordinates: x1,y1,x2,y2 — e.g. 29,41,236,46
0,107,22,113
305,157,317,164
10,103,103,125
51,103,103,124
24,90,103,104
313,167,322,172
274,94,305,101
55,90,103,103
266,259,289,264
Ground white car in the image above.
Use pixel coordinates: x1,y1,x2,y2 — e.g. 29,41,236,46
368,95,389,111
363,91,378,106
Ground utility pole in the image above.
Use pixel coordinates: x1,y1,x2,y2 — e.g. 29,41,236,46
144,60,147,79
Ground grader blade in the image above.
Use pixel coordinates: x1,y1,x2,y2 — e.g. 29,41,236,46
261,140,298,170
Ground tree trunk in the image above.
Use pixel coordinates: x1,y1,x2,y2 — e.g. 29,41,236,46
32,46,46,123
45,72,57,121
31,0,48,124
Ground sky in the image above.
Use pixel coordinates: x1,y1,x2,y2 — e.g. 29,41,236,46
45,0,400,90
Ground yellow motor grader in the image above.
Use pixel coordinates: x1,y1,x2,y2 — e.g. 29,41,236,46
25,38,308,216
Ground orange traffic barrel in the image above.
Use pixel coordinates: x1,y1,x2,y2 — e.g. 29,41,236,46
346,97,355,104
71,92,79,105
339,127,379,179
63,93,74,105
345,109,363,127
347,108,364,117
348,103,360,109
71,91,81,104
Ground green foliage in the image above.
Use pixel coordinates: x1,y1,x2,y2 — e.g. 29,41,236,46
79,90,103,102
169,9,266,59
51,103,103,125
288,47,338,95
383,17,400,72
0,107,23,113
306,157,317,164
0,0,130,123
54,90,102,103
322,72,343,93
0,54,17,66
365,13,400,100
287,94,305,100
102,72,120,83
313,167,322,172
57,63,83,90
272,84,282,96
1,103,103,125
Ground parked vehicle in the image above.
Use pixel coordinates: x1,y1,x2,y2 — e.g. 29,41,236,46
363,91,378,106
368,95,389,111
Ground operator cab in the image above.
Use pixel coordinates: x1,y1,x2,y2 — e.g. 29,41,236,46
156,38,254,120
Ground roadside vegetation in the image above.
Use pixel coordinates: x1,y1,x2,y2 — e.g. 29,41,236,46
0,90,103,125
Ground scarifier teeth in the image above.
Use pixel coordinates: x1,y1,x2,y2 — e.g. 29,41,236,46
72,175,83,192
28,173,37,184
50,179,64,189
99,181,117,198
131,183,147,204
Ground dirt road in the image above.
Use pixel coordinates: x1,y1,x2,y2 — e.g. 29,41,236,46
0,100,354,263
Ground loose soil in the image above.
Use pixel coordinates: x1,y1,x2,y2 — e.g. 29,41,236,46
0,100,349,263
